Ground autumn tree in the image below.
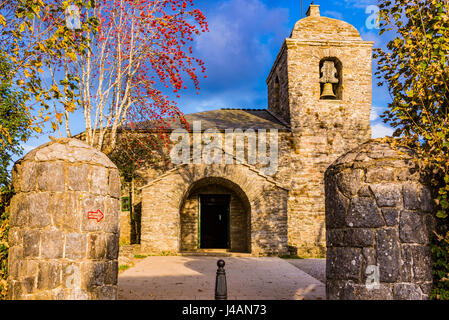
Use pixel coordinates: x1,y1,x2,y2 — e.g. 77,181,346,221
375,0,449,299
0,52,32,188
1,0,99,134
43,0,207,154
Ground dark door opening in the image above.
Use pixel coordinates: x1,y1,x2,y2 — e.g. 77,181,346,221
199,194,230,249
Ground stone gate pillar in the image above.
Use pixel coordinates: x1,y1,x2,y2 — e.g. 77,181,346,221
7,138,121,300
325,139,434,300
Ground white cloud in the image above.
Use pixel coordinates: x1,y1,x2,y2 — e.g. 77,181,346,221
371,123,394,139
323,10,343,20
194,0,289,87
342,0,378,9
370,106,385,121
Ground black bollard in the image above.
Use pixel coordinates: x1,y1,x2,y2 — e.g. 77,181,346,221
215,259,227,300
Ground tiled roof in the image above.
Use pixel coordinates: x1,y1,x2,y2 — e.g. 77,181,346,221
160,108,290,131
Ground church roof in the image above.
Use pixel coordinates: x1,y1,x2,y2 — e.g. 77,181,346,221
184,108,289,130
143,108,290,131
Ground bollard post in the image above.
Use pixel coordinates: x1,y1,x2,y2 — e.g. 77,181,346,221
215,259,227,300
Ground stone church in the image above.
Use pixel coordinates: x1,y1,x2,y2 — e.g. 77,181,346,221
120,4,373,257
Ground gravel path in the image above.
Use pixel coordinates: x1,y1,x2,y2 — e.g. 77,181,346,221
118,256,325,300
285,258,326,283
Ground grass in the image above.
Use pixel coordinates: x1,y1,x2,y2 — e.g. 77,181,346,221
134,254,148,259
119,265,131,271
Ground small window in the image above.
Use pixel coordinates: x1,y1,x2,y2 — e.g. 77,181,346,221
319,58,343,100
121,197,130,211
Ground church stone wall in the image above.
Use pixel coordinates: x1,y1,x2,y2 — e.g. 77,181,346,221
140,163,288,256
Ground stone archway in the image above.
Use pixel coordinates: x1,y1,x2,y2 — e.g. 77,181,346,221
179,177,251,253
139,163,289,256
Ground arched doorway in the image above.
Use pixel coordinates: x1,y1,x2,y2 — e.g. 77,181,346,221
180,177,251,253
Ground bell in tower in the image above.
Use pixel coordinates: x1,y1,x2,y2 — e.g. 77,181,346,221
319,60,339,99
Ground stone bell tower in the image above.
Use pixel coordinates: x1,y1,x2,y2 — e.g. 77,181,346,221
267,4,373,255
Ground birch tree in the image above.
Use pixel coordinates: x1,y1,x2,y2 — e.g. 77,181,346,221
49,0,208,154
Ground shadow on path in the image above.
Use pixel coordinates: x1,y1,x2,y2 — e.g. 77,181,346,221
118,256,325,300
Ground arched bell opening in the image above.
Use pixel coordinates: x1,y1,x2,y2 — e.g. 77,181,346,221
319,57,343,100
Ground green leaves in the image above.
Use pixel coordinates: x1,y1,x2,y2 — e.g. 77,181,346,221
376,0,449,299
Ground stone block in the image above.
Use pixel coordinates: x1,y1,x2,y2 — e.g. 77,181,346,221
51,288,67,300
37,261,62,290
81,195,106,232
82,262,106,288
327,228,373,247
369,183,402,207
108,169,121,199
400,245,432,282
52,193,81,232
403,184,433,212
28,192,51,228
19,161,37,192
23,229,40,257
68,164,90,191
326,247,362,281
21,277,36,294
36,161,65,192
353,284,393,300
41,230,64,259
61,262,82,290
87,234,107,259
393,283,423,300
326,280,355,300
360,247,377,284
336,169,363,197
375,228,400,282
104,261,118,285
8,227,22,247
403,184,420,210
10,194,28,227
325,184,349,229
347,196,384,228
381,208,399,226
7,246,23,278
65,233,87,259
95,285,117,300
365,167,394,183
105,197,120,234
399,210,428,244
106,234,119,260
90,166,109,195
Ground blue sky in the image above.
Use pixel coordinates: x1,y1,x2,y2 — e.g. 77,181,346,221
20,0,395,156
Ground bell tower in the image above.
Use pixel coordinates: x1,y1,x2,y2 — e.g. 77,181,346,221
267,4,373,255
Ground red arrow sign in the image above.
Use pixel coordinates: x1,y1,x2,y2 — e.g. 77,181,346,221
87,209,104,222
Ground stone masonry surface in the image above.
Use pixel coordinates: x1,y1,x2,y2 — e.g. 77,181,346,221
325,139,434,300
8,138,121,300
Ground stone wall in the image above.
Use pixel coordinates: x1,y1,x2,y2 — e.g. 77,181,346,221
140,163,288,256
325,139,435,300
8,138,121,300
